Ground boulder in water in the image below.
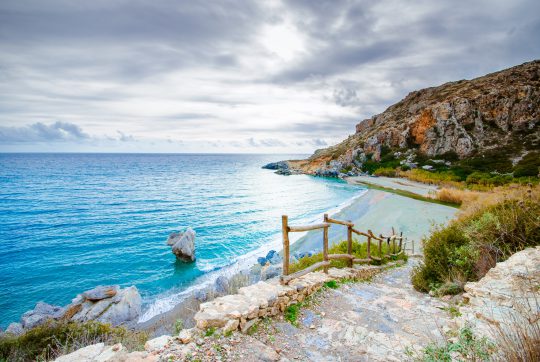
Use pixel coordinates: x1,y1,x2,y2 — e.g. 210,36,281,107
167,228,196,262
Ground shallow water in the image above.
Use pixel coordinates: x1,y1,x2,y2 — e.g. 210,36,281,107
0,153,364,327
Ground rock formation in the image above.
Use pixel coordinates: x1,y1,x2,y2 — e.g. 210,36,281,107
457,246,540,356
281,60,540,176
69,285,142,326
167,227,196,262
5,285,142,335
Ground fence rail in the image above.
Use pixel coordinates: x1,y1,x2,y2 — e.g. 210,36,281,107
280,213,406,284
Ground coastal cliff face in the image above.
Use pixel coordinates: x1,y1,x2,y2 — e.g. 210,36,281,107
288,60,540,176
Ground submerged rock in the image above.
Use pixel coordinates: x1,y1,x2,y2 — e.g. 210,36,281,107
167,227,196,262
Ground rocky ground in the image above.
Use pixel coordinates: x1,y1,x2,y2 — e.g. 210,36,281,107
138,259,454,362
207,259,453,362
53,246,540,361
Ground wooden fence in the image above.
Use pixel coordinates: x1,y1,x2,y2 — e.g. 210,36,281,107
280,214,406,284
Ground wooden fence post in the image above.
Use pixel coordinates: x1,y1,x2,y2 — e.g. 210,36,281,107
399,232,403,252
282,215,290,276
323,225,329,273
347,223,353,267
367,235,371,260
378,235,383,259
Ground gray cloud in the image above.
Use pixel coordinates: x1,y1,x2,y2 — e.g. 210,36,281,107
0,0,539,153
117,131,135,142
247,138,287,148
0,121,89,143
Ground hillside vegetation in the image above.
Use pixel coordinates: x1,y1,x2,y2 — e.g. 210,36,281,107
411,184,540,295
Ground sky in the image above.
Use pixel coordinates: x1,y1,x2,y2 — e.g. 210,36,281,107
0,0,539,153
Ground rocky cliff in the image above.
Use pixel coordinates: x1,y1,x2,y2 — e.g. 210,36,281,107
286,60,540,177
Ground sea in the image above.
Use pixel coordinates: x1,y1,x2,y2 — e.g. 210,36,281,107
0,153,365,328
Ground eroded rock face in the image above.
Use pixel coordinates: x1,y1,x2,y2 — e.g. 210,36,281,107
286,60,540,175
458,246,540,352
167,228,196,262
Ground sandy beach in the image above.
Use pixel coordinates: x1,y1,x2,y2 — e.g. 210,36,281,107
347,175,440,196
290,178,457,255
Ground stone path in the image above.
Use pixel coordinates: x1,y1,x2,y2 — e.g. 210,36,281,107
53,260,456,361
206,260,453,361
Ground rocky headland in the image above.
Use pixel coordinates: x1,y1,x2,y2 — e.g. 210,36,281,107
267,60,540,178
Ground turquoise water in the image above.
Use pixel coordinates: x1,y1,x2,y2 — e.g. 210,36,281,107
0,153,364,327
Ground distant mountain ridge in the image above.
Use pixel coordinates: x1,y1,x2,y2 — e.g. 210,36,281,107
285,60,540,177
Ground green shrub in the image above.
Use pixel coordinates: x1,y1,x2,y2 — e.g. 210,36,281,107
514,152,540,177
412,193,540,294
0,321,147,362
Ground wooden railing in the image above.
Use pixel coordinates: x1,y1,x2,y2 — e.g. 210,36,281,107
280,214,405,284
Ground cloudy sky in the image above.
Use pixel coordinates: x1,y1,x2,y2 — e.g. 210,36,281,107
0,0,539,153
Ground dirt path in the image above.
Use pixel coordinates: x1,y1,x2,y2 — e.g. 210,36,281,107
190,260,453,361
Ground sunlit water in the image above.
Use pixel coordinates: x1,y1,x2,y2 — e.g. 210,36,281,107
0,153,365,327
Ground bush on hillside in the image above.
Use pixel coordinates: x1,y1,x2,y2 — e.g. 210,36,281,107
412,187,540,294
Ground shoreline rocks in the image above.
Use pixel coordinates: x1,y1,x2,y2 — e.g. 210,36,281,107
70,286,142,326
5,285,142,336
167,227,196,262
262,161,289,170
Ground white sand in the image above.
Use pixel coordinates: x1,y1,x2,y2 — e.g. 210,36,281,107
290,188,457,255
347,175,440,197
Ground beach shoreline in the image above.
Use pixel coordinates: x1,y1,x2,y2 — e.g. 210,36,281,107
137,176,458,335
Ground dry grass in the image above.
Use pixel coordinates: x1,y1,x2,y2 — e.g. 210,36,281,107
489,283,540,361
433,183,540,218
434,188,481,206
457,183,540,219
